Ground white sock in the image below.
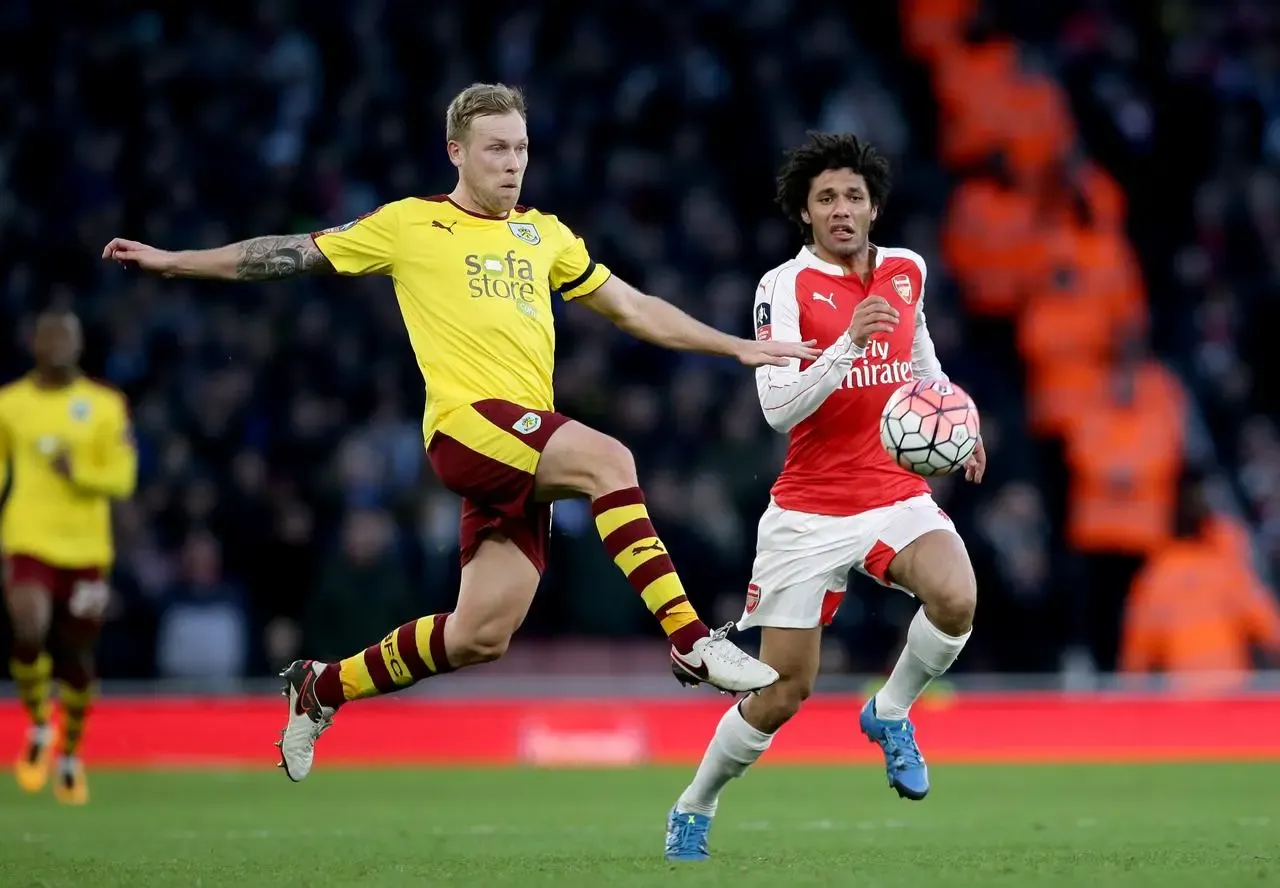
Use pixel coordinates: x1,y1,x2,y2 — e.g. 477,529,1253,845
873,607,970,720
676,702,774,816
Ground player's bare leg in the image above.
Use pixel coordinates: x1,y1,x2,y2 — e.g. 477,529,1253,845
535,420,778,694
666,627,821,860
5,583,56,793
277,536,538,781
861,529,976,800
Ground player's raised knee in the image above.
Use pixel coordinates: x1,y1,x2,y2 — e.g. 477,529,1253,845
538,422,638,497
589,434,637,493
931,560,977,634
745,674,812,733
564,429,635,495
769,676,813,720
448,622,514,666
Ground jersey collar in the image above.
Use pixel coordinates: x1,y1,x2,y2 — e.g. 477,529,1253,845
793,243,882,275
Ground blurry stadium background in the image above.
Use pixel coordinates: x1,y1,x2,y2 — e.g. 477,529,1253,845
3,0,1280,758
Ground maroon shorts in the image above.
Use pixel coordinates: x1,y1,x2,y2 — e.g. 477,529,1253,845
4,554,110,633
426,399,572,574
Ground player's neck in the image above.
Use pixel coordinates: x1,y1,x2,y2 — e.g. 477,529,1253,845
812,243,873,280
30,368,79,389
448,185,510,220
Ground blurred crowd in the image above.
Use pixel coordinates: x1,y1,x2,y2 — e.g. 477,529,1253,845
1,0,1277,684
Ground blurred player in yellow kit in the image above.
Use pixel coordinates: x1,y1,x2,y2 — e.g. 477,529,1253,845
103,82,820,783
0,309,137,804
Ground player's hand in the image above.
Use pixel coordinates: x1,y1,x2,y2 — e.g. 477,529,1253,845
102,238,179,276
849,296,899,349
735,338,821,367
964,436,986,484
51,450,72,479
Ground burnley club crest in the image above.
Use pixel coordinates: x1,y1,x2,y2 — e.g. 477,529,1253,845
508,222,540,245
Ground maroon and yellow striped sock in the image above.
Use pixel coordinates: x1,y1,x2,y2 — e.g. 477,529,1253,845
58,681,94,756
9,652,53,727
313,613,454,709
591,487,709,653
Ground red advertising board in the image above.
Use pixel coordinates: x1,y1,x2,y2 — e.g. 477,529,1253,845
4,692,1278,767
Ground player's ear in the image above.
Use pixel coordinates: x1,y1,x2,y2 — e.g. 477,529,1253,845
800,209,811,226
446,140,464,169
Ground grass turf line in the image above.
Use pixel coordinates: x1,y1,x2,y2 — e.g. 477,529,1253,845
1,763,1276,887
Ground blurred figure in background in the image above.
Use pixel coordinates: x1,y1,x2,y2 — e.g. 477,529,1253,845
0,308,137,804
155,530,249,684
1061,335,1187,672
1119,469,1280,691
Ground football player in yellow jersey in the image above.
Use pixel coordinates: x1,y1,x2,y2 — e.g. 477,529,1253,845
0,308,137,804
103,82,820,782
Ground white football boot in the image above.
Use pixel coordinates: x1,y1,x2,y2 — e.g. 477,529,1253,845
670,624,778,694
275,660,335,782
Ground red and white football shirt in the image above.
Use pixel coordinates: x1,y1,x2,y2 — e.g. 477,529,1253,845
754,245,946,516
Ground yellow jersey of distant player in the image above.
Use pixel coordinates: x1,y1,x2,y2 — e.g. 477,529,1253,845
0,375,137,568
311,195,612,439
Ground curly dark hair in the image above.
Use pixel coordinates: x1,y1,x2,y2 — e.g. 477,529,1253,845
775,132,892,243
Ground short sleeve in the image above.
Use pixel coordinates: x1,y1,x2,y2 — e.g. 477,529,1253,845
548,217,612,300
312,201,402,276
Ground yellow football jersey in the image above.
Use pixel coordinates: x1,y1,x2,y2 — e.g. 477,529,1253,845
312,196,612,439
0,376,137,568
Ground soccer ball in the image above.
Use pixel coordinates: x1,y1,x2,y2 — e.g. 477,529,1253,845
879,379,981,476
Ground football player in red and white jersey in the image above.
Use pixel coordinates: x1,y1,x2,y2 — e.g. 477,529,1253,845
665,133,987,861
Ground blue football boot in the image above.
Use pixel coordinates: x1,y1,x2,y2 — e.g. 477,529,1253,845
859,697,929,800
664,806,712,861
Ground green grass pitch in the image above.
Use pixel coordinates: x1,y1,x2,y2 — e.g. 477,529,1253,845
2,763,1277,887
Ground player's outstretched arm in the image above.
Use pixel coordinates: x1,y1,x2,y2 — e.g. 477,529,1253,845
102,234,335,282
576,276,819,368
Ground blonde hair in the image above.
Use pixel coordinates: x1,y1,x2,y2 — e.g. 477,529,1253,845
446,83,527,143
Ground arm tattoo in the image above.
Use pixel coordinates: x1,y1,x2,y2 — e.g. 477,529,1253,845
233,235,333,281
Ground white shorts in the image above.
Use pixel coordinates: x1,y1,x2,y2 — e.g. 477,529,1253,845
738,494,957,631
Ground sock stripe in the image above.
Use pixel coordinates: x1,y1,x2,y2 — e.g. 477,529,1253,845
58,682,94,756
10,645,44,665
340,654,374,701
591,488,707,653
334,613,455,704
9,654,52,678
363,644,396,694
398,619,430,680
631,554,678,600
380,629,412,687
414,616,438,673
643,574,688,614
594,504,649,540
429,612,453,674
60,684,93,705
601,516,658,556
654,594,690,623
592,486,646,515
315,663,345,708
11,654,53,726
